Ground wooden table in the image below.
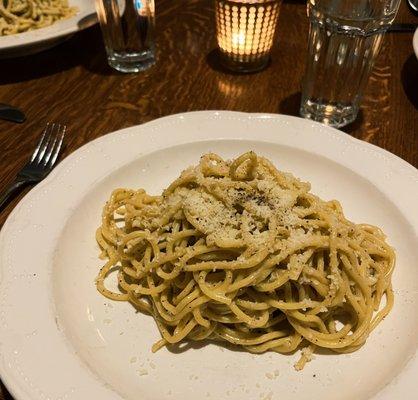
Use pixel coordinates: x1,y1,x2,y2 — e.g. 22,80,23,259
0,0,417,398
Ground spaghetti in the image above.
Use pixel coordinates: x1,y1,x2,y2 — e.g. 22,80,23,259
0,0,77,36
96,152,395,369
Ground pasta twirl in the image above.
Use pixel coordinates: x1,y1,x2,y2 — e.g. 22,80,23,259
96,152,395,369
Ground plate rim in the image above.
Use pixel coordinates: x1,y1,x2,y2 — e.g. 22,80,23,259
413,28,418,60
0,111,417,400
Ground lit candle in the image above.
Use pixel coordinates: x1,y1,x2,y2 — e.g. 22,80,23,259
215,0,282,72
232,31,246,48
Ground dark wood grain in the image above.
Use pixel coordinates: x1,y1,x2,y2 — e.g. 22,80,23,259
0,0,417,398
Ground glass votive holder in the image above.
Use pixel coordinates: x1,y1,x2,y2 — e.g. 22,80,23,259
215,0,282,73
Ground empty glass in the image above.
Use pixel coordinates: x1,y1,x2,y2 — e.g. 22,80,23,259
300,0,401,128
95,0,156,73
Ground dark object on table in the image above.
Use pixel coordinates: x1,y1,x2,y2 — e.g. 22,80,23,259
0,103,26,123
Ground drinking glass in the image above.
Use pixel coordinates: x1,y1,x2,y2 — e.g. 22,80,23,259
300,0,401,128
95,0,156,73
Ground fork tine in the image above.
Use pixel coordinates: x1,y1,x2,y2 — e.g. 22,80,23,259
43,124,61,166
34,122,54,164
47,125,66,168
30,123,50,163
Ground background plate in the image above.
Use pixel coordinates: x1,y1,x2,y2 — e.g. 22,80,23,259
0,111,417,400
0,0,96,58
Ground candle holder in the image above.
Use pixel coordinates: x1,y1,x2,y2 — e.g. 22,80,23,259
215,0,282,73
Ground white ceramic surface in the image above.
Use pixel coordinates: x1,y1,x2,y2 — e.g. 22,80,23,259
0,0,96,57
0,111,417,400
414,28,418,60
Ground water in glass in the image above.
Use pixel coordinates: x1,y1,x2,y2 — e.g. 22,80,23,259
300,0,400,128
95,0,156,73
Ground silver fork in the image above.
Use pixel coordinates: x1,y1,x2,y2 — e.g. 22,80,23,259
0,123,66,210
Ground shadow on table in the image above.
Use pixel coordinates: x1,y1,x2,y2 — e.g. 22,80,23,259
0,380,13,400
278,92,301,116
278,91,364,133
206,49,273,76
401,54,418,110
342,110,364,134
0,26,117,85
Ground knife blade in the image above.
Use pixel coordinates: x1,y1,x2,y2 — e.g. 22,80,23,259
0,103,26,123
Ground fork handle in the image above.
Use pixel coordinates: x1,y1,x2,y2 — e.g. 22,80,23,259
0,178,27,211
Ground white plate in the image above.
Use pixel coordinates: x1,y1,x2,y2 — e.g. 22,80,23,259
0,0,96,58
0,111,417,400
414,28,418,60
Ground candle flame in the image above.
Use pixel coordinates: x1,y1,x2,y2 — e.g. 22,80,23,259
232,31,246,47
